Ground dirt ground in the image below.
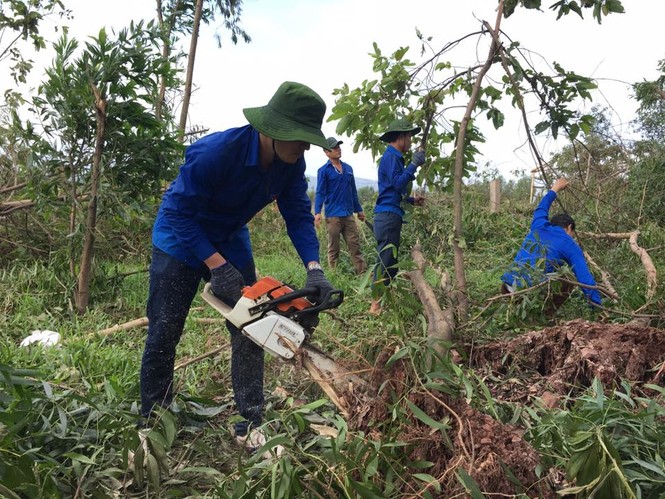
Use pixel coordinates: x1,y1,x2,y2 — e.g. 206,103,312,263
470,319,665,403
344,319,665,498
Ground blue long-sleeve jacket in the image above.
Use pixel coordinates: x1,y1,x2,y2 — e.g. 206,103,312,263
374,145,417,218
152,125,319,268
501,190,602,304
314,160,363,217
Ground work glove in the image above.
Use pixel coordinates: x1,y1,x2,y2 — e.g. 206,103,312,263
411,149,426,168
298,312,320,337
210,262,245,305
305,268,335,304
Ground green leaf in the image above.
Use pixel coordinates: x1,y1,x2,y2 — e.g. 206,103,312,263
456,468,486,498
413,473,441,492
405,399,450,431
385,346,410,368
64,452,96,465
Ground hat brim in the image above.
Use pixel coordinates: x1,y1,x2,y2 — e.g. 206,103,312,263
379,125,422,143
243,106,329,149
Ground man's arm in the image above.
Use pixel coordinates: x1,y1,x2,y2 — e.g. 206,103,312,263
564,241,603,305
531,178,569,230
314,167,326,215
277,171,320,266
349,165,363,215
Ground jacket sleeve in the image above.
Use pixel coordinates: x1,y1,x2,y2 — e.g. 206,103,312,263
531,190,557,231
277,169,320,266
314,166,326,215
387,155,417,192
564,239,602,304
160,146,219,262
350,167,363,213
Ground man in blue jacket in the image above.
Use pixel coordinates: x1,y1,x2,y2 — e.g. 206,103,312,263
140,81,335,454
501,178,602,313
314,137,367,274
369,119,426,315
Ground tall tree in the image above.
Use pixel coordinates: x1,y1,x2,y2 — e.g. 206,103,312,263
154,0,250,137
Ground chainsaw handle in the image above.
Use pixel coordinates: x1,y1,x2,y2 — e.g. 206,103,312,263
248,287,344,316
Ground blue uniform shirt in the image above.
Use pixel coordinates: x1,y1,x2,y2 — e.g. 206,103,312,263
153,125,319,269
374,145,417,218
314,160,363,217
501,190,602,304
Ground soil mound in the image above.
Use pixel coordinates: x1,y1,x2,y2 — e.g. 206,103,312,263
470,319,665,401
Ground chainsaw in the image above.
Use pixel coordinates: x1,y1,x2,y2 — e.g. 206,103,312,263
201,276,343,360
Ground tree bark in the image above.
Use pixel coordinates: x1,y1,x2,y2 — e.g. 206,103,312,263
406,243,454,346
76,83,107,314
451,1,504,319
178,0,204,140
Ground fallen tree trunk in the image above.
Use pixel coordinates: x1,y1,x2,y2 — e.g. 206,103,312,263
406,243,455,346
580,230,657,301
0,199,35,216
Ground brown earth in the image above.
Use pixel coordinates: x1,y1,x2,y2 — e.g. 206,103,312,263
341,319,665,498
470,319,665,403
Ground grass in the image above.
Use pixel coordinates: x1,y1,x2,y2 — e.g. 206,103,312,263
1,190,663,497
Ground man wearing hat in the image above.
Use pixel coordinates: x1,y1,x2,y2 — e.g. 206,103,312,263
140,81,335,455
314,137,367,274
369,118,426,315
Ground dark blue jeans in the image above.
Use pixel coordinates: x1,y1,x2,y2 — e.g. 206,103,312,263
372,211,403,288
140,247,262,435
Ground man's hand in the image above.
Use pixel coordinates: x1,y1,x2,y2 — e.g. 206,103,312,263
210,262,245,305
314,213,322,229
552,178,569,193
413,196,426,207
411,149,426,168
357,212,366,222
305,267,334,304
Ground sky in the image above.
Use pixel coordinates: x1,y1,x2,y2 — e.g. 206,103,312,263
4,0,664,181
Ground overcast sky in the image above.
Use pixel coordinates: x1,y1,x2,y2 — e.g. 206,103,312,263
7,0,665,181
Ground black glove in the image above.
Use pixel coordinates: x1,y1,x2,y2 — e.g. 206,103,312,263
305,268,334,304
298,312,320,336
210,262,245,305
411,150,426,168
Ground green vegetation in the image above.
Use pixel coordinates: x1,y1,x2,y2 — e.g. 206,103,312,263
1,0,664,497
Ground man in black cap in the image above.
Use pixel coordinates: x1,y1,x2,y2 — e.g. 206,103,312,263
140,81,335,456
314,137,367,274
370,119,426,315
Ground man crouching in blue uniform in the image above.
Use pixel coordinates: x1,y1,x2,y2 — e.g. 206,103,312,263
140,81,335,456
501,178,602,315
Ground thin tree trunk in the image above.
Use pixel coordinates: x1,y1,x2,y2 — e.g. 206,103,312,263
178,0,203,140
76,83,107,314
451,0,504,319
155,0,181,121
69,151,77,279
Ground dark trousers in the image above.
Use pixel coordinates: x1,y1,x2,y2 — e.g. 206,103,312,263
372,211,403,288
140,247,262,435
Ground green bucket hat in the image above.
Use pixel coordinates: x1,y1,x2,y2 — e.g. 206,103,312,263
379,118,421,142
325,136,343,150
243,81,329,149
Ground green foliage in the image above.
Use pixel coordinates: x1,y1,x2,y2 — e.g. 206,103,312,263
527,380,665,498
0,0,70,82
504,0,625,23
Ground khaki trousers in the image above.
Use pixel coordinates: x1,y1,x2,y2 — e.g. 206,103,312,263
325,215,366,274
